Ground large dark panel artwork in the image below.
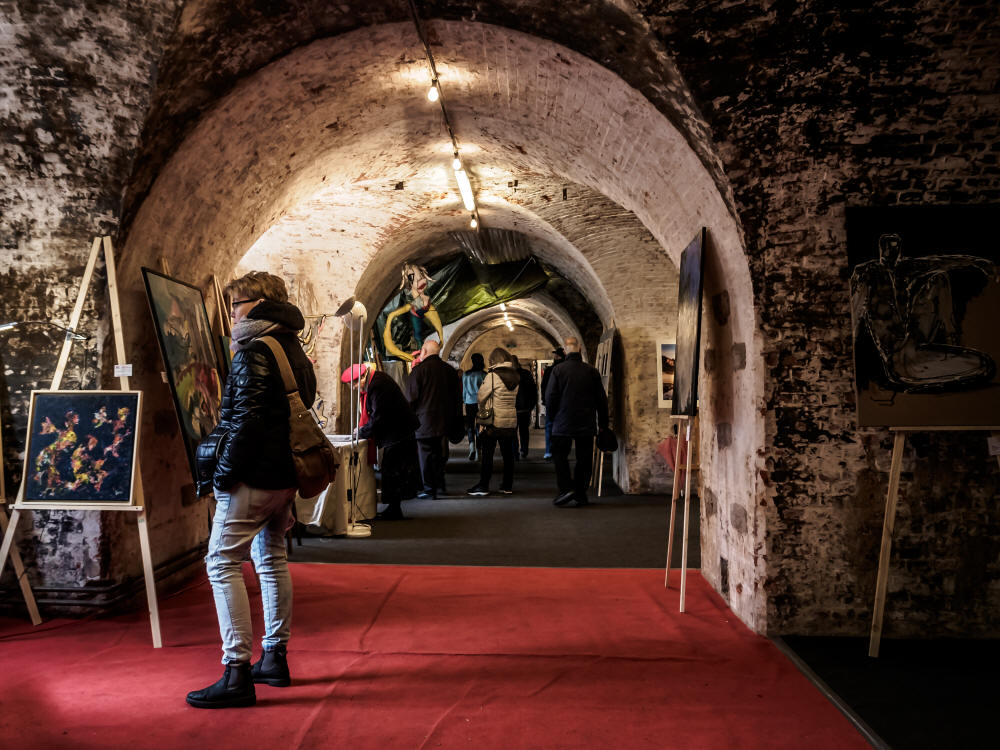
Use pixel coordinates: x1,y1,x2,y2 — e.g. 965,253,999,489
848,205,1000,427
672,229,707,418
21,390,141,504
142,268,223,482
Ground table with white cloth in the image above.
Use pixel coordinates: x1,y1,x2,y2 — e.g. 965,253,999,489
294,435,376,535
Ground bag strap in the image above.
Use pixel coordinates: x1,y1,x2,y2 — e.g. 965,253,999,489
258,336,298,395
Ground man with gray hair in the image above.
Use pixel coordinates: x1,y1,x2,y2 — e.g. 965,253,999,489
405,338,462,498
543,336,609,507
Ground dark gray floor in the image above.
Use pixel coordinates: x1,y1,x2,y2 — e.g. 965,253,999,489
290,431,700,569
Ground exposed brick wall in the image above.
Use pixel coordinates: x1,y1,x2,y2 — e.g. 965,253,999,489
0,0,181,589
643,0,1000,635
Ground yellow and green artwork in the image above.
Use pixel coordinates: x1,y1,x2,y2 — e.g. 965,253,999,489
142,268,223,483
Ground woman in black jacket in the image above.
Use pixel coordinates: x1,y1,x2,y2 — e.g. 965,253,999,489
188,271,315,709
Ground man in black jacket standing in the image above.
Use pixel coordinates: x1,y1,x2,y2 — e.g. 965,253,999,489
544,337,608,507
189,271,315,708
355,364,421,519
405,338,462,498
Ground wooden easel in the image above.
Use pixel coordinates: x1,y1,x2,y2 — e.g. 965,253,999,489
868,425,998,657
0,421,42,625
0,236,162,647
664,416,695,611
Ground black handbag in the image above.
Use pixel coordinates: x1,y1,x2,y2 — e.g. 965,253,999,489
596,427,618,453
195,428,229,496
476,380,496,425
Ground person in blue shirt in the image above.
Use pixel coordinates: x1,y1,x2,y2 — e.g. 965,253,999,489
462,352,487,460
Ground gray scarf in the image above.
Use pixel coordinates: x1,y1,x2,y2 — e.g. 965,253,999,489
230,317,290,352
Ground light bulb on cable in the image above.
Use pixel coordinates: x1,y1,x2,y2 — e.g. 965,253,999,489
469,217,478,229
499,303,506,311
427,82,439,102
452,157,462,171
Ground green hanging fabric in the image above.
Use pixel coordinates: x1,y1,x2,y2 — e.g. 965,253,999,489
374,256,550,360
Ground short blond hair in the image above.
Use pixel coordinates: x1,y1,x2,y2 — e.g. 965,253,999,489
225,271,288,304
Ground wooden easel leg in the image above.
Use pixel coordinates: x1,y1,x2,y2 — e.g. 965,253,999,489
0,509,42,625
679,421,694,612
597,452,605,498
869,431,906,658
136,509,162,648
664,426,684,588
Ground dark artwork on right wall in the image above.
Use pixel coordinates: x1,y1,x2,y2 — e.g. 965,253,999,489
672,228,706,418
847,205,1000,428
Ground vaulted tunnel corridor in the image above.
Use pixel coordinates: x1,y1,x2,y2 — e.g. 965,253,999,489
3,0,998,668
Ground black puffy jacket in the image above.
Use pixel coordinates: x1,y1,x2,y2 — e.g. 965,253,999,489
208,301,316,491
544,352,608,437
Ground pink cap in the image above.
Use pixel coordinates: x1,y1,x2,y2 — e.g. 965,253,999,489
340,363,371,383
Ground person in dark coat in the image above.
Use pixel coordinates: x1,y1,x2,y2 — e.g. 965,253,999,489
511,355,538,459
405,338,462,498
544,336,609,507
189,271,316,708
354,364,421,520
539,346,565,459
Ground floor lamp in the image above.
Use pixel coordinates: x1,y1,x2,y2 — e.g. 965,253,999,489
335,297,371,538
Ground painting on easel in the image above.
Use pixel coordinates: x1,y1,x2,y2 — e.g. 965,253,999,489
142,268,223,482
848,205,1000,427
672,229,706,418
21,390,141,504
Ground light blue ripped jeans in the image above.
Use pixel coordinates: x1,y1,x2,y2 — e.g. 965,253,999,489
207,483,297,664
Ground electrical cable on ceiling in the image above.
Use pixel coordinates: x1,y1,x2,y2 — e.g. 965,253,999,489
407,0,482,232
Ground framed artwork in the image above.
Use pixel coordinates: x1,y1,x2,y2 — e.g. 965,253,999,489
847,205,1000,427
672,228,706,417
658,342,677,408
20,390,141,505
596,327,616,394
142,268,223,483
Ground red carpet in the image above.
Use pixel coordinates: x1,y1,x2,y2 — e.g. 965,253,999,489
0,564,866,749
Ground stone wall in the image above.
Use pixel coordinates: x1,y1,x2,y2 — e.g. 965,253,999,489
0,0,181,590
643,0,1000,635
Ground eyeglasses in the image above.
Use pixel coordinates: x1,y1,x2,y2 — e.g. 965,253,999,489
231,298,258,307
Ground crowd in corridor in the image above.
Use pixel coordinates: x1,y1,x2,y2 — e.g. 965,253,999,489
189,269,610,708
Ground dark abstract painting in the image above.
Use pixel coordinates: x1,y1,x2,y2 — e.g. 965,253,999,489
848,205,1000,427
142,268,223,483
22,390,141,504
672,229,706,417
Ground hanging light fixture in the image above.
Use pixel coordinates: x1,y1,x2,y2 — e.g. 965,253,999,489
427,81,439,101
454,168,476,211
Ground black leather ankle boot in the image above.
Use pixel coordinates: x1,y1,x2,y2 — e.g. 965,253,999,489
186,662,256,708
251,646,291,687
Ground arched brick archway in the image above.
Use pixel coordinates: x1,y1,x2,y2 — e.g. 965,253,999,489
119,22,765,630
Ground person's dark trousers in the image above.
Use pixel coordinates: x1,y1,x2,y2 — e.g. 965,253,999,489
380,439,418,511
478,430,515,491
551,434,594,498
416,436,445,496
516,411,531,457
544,415,554,456
464,403,478,443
